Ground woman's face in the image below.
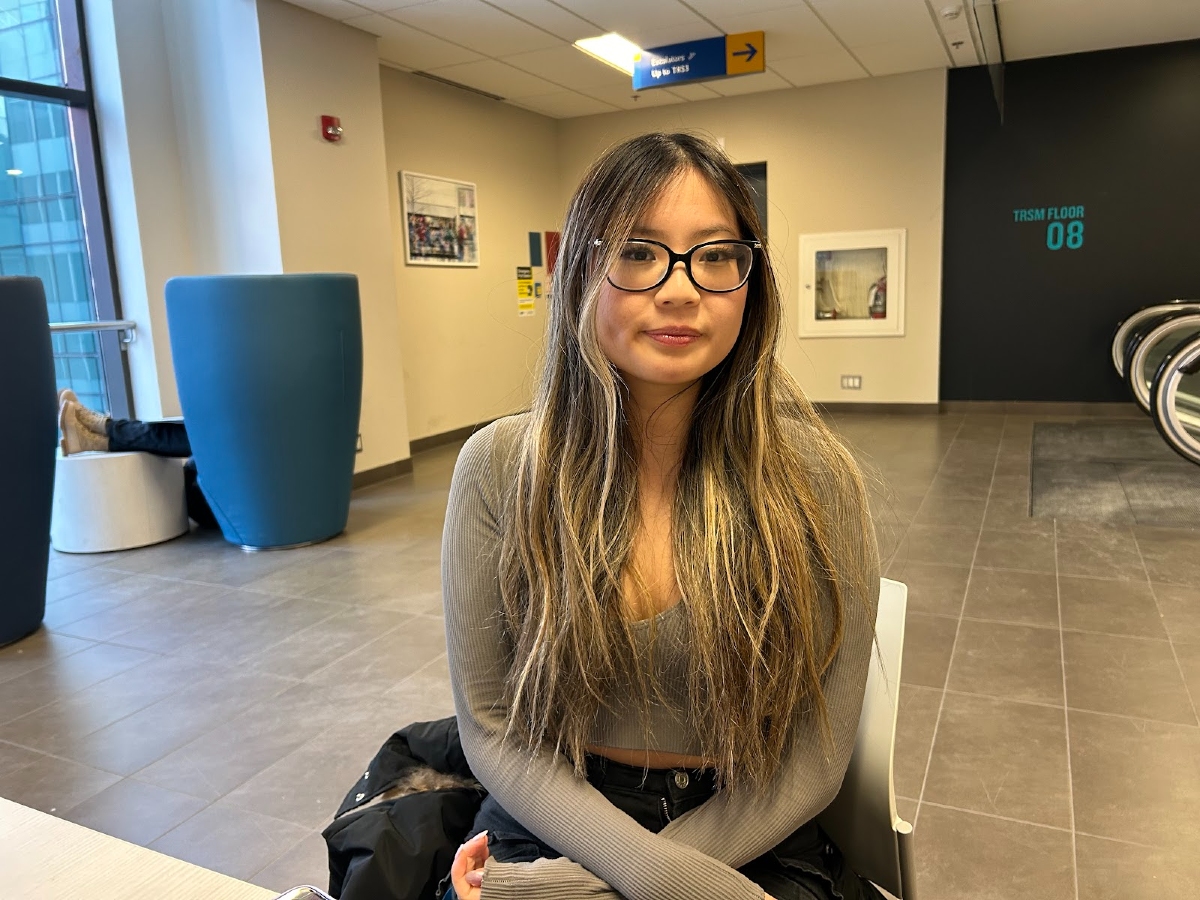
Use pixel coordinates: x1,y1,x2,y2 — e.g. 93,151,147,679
595,168,748,404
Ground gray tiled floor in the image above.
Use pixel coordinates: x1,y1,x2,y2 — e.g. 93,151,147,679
3,412,1198,897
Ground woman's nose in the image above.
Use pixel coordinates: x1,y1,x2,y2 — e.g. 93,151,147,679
655,262,700,304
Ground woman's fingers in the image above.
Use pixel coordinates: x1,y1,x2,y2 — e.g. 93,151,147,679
451,831,489,900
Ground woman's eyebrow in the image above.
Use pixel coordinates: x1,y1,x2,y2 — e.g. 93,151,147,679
631,224,739,240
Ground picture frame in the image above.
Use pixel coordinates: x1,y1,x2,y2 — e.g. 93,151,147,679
798,229,905,338
400,171,479,267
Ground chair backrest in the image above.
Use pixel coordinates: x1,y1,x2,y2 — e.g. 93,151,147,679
817,578,915,899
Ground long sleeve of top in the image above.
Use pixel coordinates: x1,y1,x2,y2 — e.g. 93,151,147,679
441,415,880,900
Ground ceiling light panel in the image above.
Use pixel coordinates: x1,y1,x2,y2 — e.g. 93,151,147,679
574,32,642,74
387,0,564,56
502,44,633,89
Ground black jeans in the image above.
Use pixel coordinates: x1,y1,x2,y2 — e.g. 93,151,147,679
106,419,218,529
441,755,883,900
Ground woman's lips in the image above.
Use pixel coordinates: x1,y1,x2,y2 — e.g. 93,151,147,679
645,328,701,346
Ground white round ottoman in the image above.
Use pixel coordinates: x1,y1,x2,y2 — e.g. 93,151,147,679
51,452,189,553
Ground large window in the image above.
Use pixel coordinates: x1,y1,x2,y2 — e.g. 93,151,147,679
0,0,127,416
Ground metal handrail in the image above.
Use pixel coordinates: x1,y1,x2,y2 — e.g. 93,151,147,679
1124,312,1200,414
1111,300,1200,376
49,318,136,346
1151,333,1200,466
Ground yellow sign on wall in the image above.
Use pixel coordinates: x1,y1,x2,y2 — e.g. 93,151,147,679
725,31,765,76
517,266,536,317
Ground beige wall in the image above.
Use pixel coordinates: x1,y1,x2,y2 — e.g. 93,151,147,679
257,0,412,472
380,69,559,440
557,68,947,405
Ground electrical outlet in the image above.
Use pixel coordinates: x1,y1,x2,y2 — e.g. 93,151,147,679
356,433,363,452
840,375,863,390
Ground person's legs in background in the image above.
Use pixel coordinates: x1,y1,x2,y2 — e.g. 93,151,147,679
57,391,217,528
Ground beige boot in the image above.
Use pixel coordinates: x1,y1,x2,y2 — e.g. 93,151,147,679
59,401,109,456
59,389,110,435
74,402,110,436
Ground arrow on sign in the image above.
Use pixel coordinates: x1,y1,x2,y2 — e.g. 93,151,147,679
732,42,758,62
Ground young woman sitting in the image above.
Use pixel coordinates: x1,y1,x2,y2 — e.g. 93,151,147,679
441,132,882,900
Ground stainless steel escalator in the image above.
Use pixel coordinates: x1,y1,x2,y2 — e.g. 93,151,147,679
1113,300,1200,465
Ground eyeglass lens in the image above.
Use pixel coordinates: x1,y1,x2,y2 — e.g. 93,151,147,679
609,241,753,292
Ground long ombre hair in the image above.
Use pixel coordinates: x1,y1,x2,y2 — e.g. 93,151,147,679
498,132,871,794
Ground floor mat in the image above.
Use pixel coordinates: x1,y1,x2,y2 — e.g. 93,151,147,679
1031,421,1200,527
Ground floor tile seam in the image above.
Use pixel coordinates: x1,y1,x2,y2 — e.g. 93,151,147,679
912,418,994,830
958,614,1173,644
916,799,1074,836
1071,830,1171,851
149,794,315,855
1052,519,1080,900
124,742,254,805
0,646,180,731
292,613,434,684
210,605,354,668
40,588,163,630
1130,542,1200,729
245,826,324,883
0,734,130,779
941,685,1200,728
125,771,226,806
51,780,214,844
0,633,109,687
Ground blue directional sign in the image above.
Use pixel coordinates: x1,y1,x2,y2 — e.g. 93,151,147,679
633,31,765,91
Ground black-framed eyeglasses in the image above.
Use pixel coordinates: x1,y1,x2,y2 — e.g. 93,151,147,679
593,238,762,294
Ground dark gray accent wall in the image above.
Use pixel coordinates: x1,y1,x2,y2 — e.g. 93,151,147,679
940,39,1200,401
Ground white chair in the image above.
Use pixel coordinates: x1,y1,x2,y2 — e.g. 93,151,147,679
51,451,189,553
818,577,916,900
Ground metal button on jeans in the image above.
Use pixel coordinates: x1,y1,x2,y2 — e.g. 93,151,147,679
674,771,689,789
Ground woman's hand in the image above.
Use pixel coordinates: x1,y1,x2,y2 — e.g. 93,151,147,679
451,831,490,900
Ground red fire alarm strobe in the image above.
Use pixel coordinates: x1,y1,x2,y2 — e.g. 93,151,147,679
321,115,343,142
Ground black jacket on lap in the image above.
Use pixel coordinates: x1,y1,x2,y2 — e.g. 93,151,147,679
323,717,485,900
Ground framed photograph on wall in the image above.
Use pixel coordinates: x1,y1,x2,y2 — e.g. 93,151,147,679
798,229,905,338
400,171,479,267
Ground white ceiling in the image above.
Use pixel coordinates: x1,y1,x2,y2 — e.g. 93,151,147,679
282,0,1200,118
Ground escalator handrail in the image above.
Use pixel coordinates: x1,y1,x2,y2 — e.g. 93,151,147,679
1151,332,1200,466
1112,300,1200,376
1124,312,1200,414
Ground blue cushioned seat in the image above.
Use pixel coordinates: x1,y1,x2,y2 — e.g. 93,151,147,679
165,274,363,549
1,276,56,645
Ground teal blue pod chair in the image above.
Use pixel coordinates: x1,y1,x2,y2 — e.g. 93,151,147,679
1,277,55,644
165,274,363,549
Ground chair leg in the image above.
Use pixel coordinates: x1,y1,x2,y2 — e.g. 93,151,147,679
897,828,917,900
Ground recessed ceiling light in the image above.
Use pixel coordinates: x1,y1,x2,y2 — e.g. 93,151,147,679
574,33,642,76
6,168,21,176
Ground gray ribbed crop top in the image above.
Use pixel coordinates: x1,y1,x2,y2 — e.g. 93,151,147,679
441,414,880,900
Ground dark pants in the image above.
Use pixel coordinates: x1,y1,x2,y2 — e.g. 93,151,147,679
442,755,883,900
106,419,218,529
